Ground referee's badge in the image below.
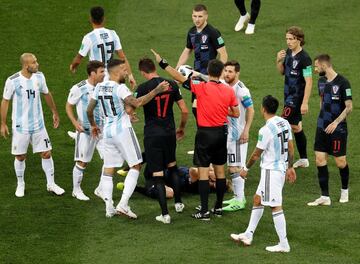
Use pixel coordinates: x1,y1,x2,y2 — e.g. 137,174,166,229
332,85,339,94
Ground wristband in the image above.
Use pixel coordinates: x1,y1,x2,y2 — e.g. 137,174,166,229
159,59,169,69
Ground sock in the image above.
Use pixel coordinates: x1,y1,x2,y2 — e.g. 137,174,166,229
215,178,226,209
294,130,307,159
42,157,55,185
249,0,261,24
231,172,245,200
198,180,209,213
96,165,105,190
317,165,329,196
72,164,85,191
119,168,139,207
154,177,168,215
168,166,182,203
14,159,25,185
101,174,113,202
272,210,289,246
234,0,247,16
339,165,349,190
245,206,264,237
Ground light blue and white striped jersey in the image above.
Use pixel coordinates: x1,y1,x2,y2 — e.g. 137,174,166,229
92,80,132,139
78,27,122,67
3,71,48,134
67,79,103,133
227,80,253,141
256,116,293,172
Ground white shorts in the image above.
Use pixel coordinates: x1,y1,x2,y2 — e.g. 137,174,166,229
74,132,97,163
227,141,248,167
103,127,142,168
11,128,52,155
256,169,285,207
95,138,105,160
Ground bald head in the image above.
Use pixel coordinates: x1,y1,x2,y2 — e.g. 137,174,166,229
20,53,38,74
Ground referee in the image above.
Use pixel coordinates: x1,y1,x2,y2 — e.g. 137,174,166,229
151,49,240,220
307,54,352,206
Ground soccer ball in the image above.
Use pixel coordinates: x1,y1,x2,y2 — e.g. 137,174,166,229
178,65,193,78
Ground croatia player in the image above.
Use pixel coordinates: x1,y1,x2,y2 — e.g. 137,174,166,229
222,60,254,211
66,61,105,201
0,53,65,197
86,59,169,218
231,95,296,253
70,6,136,88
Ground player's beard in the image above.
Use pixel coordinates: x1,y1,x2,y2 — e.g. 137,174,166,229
27,66,38,74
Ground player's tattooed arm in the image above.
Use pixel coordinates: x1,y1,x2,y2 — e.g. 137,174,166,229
240,147,264,179
286,139,296,183
124,81,169,108
325,100,353,134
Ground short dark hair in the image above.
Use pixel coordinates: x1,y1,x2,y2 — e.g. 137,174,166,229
138,57,156,73
262,95,279,114
193,4,207,12
107,59,125,72
224,60,240,72
90,6,105,25
286,26,305,46
207,59,224,77
87,60,105,76
314,54,332,65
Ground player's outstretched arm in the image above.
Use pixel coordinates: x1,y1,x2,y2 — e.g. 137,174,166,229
124,80,169,108
0,99,10,138
70,54,83,73
151,49,187,84
43,92,60,128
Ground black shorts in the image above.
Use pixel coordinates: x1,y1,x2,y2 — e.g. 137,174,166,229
194,126,228,167
314,128,347,157
144,135,176,173
282,105,302,125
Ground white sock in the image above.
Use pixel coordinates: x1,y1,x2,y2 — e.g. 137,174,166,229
73,164,85,192
96,165,105,189
245,206,264,237
231,172,245,200
119,168,139,207
14,159,26,185
42,157,55,185
101,174,113,202
272,210,289,246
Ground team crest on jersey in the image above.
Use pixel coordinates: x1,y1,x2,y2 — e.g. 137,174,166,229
332,85,339,94
202,35,208,43
292,60,299,69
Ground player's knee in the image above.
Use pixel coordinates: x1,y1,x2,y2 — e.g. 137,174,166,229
15,155,26,161
253,194,261,206
315,155,327,166
76,161,87,168
41,151,52,159
335,157,347,169
131,163,141,171
271,206,283,213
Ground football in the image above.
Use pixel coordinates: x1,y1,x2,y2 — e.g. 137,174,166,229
178,64,193,78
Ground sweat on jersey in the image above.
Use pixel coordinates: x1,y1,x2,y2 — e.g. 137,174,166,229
3,71,48,134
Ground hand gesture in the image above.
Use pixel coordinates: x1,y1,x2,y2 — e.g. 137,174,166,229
277,50,286,63
150,49,162,63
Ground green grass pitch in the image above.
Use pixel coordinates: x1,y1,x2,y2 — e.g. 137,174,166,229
0,0,360,263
